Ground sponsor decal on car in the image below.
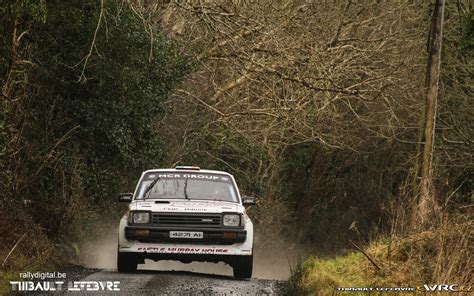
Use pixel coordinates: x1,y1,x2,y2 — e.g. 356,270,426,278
145,173,231,183
137,246,229,254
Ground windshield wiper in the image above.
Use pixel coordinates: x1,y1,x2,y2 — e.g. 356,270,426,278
143,177,160,199
183,178,190,200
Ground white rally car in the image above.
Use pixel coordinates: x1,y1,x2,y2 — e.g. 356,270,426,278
117,166,255,278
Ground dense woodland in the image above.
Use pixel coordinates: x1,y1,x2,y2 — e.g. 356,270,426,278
1,0,472,294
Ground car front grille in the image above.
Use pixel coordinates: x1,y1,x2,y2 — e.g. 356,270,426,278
151,213,222,228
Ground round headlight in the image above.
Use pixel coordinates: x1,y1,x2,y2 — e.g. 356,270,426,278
133,212,150,224
223,214,240,227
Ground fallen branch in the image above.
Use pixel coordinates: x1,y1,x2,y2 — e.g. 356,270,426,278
2,232,26,267
349,240,382,271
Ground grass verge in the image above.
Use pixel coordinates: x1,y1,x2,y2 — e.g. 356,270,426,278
287,220,472,295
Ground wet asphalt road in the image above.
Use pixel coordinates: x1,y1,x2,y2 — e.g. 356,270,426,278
51,268,286,296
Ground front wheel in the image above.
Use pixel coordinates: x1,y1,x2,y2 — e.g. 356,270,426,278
117,252,137,272
232,255,253,279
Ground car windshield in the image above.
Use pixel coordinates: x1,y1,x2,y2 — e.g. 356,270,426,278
135,172,238,202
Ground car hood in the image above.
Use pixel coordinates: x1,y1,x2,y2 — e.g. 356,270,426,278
130,200,241,213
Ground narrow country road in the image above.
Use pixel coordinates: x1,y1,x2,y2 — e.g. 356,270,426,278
59,268,285,295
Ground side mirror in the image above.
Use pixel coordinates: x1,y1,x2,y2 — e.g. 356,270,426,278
119,193,133,202
242,196,256,206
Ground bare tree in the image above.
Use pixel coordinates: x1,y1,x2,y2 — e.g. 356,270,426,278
416,0,445,228
158,0,428,185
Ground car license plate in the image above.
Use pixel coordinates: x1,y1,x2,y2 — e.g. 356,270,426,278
169,231,203,239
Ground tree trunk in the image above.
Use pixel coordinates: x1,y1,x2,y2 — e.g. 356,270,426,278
416,0,445,228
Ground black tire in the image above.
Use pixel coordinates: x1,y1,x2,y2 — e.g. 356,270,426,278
232,255,253,279
117,252,137,272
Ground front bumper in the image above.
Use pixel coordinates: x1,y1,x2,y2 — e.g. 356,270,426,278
125,226,246,244
118,212,254,257
118,241,253,257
